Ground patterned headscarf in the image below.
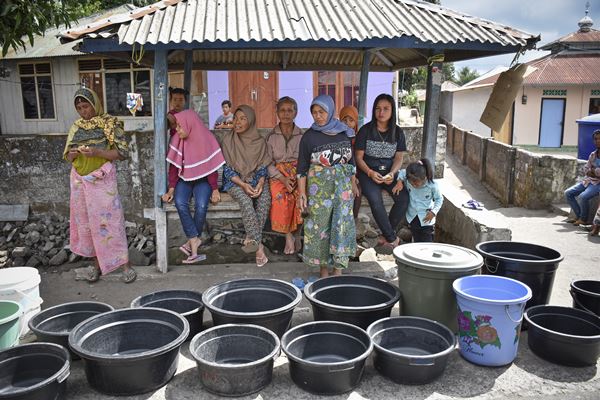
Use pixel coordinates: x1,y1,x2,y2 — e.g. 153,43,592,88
72,87,123,147
309,95,355,138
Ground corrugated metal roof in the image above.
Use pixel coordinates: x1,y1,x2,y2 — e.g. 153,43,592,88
1,5,136,60
462,54,600,87
60,0,536,49
539,28,600,50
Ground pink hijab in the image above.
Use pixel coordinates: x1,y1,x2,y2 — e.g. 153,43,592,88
166,110,225,181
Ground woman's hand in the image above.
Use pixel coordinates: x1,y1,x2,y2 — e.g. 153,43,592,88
253,178,265,198
241,182,256,197
424,210,435,223
367,169,385,184
176,125,189,139
210,189,221,204
161,188,175,203
382,173,394,185
78,146,100,158
351,176,360,198
279,176,295,193
392,180,404,195
298,192,308,213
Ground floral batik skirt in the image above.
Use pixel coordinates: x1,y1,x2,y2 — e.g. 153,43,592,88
302,163,356,269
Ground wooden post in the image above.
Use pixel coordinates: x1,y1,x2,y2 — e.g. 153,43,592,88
422,61,443,164
153,49,169,273
357,50,372,127
184,50,193,109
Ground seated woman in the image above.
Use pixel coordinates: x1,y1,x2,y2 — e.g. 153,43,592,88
164,109,225,263
339,105,362,218
354,93,408,248
267,96,304,254
297,95,359,278
221,105,272,267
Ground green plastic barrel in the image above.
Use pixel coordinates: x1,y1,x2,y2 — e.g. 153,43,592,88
0,300,22,349
394,243,483,332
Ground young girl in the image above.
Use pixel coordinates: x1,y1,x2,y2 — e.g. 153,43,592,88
392,158,443,242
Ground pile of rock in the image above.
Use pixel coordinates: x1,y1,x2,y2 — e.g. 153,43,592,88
0,214,157,269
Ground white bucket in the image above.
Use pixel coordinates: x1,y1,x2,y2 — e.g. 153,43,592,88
0,267,43,338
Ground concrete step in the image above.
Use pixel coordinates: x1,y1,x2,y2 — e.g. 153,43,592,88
551,203,571,217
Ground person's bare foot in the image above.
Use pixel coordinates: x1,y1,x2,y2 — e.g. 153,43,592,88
189,236,202,256
332,267,342,276
573,219,586,226
591,225,600,236
320,266,329,278
294,236,303,253
284,233,295,255
256,244,268,267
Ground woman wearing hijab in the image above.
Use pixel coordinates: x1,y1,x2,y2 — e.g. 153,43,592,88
221,105,272,267
339,105,363,219
267,96,304,255
165,109,225,263
355,93,408,249
63,87,136,283
297,95,359,278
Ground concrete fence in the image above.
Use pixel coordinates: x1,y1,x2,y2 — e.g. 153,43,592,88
445,120,584,209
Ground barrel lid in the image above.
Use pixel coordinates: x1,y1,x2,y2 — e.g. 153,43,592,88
393,243,483,272
576,113,600,124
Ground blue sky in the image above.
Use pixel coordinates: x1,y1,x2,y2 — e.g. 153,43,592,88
441,0,599,75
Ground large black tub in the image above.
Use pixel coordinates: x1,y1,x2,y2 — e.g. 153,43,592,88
0,343,70,400
367,317,456,385
28,301,113,359
570,280,600,317
131,290,203,339
525,305,600,367
190,324,280,397
69,308,189,395
202,279,302,337
476,241,563,311
304,275,400,329
281,321,372,395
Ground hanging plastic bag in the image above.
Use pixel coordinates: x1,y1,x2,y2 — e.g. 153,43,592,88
127,93,144,116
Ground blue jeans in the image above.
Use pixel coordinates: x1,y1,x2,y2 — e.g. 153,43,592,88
174,178,212,238
564,182,600,222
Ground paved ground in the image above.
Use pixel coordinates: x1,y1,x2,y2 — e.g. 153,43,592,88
30,158,600,399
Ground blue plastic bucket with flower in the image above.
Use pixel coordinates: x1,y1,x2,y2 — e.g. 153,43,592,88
453,275,532,366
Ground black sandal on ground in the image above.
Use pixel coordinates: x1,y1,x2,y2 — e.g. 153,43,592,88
121,267,137,284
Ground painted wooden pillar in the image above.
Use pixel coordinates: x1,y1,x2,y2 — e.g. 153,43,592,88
184,50,193,109
153,49,169,273
422,61,443,165
357,50,372,127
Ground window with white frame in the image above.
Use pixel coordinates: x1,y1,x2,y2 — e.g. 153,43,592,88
19,62,56,119
78,58,152,117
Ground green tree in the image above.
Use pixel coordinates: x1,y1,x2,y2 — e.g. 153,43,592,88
456,66,481,86
0,0,152,56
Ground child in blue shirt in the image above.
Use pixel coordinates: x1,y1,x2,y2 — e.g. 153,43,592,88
392,158,443,242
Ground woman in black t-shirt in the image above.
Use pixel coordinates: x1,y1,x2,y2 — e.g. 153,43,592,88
355,93,409,248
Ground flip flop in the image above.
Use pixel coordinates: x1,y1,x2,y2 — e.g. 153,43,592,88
256,254,269,268
242,240,259,253
292,277,305,290
462,199,484,210
86,266,101,283
121,268,137,284
179,245,191,257
182,254,207,264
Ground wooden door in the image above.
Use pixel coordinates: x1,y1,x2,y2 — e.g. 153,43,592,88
229,71,278,128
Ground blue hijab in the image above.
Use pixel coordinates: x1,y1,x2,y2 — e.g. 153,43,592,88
310,95,355,138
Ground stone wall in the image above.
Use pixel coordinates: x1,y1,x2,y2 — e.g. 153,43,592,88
443,121,585,209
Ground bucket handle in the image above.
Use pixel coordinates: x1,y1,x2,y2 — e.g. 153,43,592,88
570,289,594,315
57,368,70,384
485,258,499,274
504,304,525,324
0,288,43,307
328,364,355,373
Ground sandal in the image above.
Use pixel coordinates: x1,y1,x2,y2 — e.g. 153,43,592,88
256,254,269,268
179,244,191,257
182,254,207,264
121,268,137,284
242,239,259,253
86,266,101,283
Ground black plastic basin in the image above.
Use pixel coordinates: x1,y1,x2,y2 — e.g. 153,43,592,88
367,317,456,385
68,308,189,395
131,290,203,340
281,321,373,395
570,280,600,317
304,275,400,329
0,343,70,400
524,305,600,367
28,301,113,359
202,279,302,337
190,324,280,397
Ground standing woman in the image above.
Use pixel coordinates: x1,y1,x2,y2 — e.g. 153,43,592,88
297,95,359,278
355,93,408,248
221,105,272,267
267,96,304,254
164,110,225,263
64,88,136,283
339,105,362,219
